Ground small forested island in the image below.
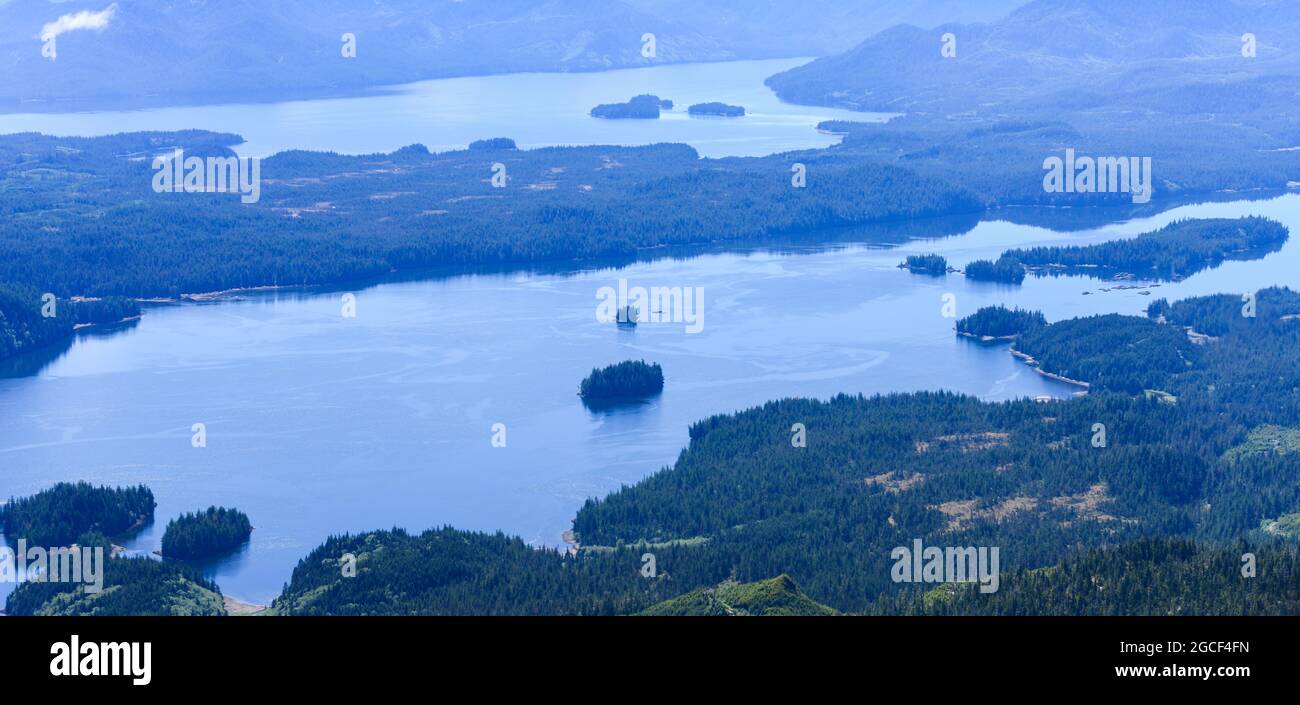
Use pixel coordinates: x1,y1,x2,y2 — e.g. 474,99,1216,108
1004,217,1288,281
0,482,155,546
468,137,518,151
964,255,1026,284
956,306,1046,340
161,506,253,560
579,360,664,401
688,102,746,117
590,95,672,119
899,253,949,276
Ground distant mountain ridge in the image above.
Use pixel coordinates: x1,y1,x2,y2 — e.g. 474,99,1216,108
621,0,1027,58
0,0,1027,112
766,0,1300,114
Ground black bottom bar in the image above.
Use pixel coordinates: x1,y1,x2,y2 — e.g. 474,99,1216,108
1,616,1284,693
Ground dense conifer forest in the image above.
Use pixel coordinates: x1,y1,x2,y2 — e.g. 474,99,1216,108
271,527,671,615
876,538,1300,616
0,132,981,304
1013,314,1198,394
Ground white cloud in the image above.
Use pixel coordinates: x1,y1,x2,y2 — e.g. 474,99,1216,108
41,3,119,39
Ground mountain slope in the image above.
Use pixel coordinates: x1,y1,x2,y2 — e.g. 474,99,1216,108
879,538,1300,616
5,557,226,616
621,0,1026,58
0,0,710,109
762,0,1300,209
767,0,1300,115
639,575,838,616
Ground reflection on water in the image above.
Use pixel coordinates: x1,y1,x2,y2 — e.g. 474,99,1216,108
0,319,140,379
0,339,73,380
182,541,254,577
990,191,1292,233
580,395,664,415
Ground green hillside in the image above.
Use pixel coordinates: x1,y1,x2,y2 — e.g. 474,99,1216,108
640,576,838,616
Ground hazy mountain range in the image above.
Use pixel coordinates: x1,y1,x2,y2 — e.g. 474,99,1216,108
618,0,1028,57
0,0,1026,111
767,0,1300,117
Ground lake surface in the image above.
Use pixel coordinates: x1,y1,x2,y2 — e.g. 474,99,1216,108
2,193,1299,605
0,59,887,159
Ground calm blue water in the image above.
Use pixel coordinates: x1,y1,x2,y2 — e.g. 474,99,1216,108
2,57,1298,606
0,59,888,159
